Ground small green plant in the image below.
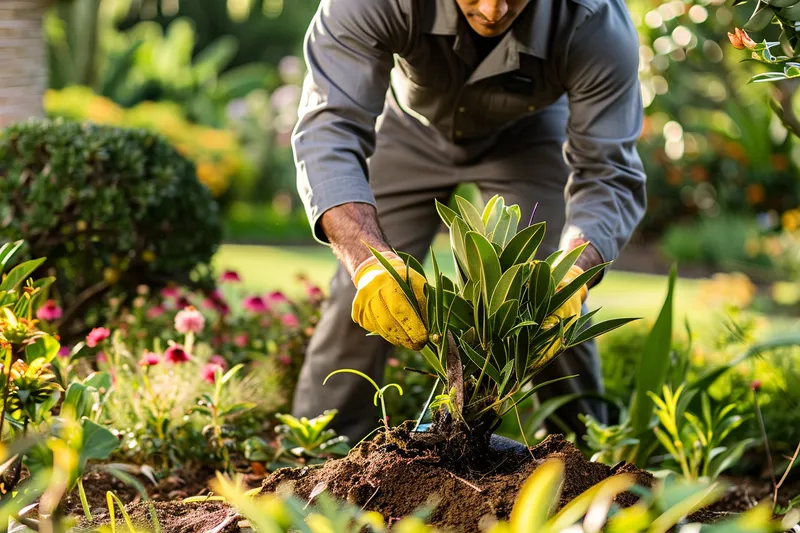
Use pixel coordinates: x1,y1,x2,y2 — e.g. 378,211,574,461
324,369,404,431
261,409,350,469
189,363,256,472
648,385,753,482
372,195,637,443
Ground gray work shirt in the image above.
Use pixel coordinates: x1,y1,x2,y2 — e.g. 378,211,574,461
293,0,647,264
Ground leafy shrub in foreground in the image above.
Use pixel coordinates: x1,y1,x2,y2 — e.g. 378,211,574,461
0,118,223,342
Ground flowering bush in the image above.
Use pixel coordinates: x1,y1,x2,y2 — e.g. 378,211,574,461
0,118,223,344
43,86,250,198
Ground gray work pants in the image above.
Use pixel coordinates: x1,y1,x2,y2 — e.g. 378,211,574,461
291,95,607,442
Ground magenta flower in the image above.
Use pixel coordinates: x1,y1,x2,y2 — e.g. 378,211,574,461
202,363,224,384
96,351,108,363
220,270,241,283
86,327,110,348
174,306,205,334
233,333,249,348
267,291,288,304
165,344,190,364
209,354,227,370
36,300,63,322
161,287,180,299
176,296,191,310
146,305,166,320
243,296,269,313
306,285,324,300
278,354,292,366
58,346,71,358
139,351,160,367
281,313,300,328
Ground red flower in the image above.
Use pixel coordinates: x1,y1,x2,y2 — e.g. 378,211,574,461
165,344,190,364
202,363,224,384
161,286,180,299
267,291,288,304
86,327,110,348
751,380,762,391
175,296,191,310
306,285,324,300
220,270,241,283
57,345,71,358
209,354,228,370
139,351,161,367
243,296,269,313
36,300,63,321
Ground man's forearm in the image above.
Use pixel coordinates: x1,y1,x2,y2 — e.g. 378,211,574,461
568,238,604,289
320,203,392,277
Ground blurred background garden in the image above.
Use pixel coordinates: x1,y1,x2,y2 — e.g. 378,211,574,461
2,0,800,498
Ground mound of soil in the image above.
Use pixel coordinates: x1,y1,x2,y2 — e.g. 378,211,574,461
260,425,654,532
71,501,241,533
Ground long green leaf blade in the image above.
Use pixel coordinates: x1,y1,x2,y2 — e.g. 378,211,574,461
500,223,545,270
489,264,524,315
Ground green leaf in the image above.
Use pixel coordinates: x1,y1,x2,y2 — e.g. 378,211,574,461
64,382,91,419
546,263,608,316
509,460,563,530
436,199,459,227
744,5,775,31
367,245,423,320
397,252,427,280
481,194,503,230
466,231,502,310
0,258,45,293
451,217,471,279
0,240,25,273
419,345,447,379
708,439,756,480
767,0,798,8
568,318,640,347
500,222,546,270
442,289,475,331
220,363,245,385
493,299,520,338
781,0,800,18
489,264,525,315
490,207,512,247
79,419,120,473
460,341,501,383
523,393,583,438
24,335,60,365
531,262,555,323
551,243,589,287
749,72,789,83
631,265,676,466
455,196,486,234
219,402,257,417
501,375,578,416
84,371,113,392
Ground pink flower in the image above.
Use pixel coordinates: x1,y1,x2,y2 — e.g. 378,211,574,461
96,351,108,363
36,300,63,321
243,296,269,313
220,270,241,283
174,306,205,334
165,344,190,364
161,286,180,299
267,291,288,304
751,380,762,391
202,363,224,384
387,357,400,368
306,285,324,300
86,327,111,348
209,354,227,370
278,354,292,366
281,313,300,328
146,305,166,320
233,333,249,348
139,351,160,367
58,346,71,358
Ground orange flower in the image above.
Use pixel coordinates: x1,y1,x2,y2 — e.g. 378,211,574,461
746,183,765,204
728,28,756,50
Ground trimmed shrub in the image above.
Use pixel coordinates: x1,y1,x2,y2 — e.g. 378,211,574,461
0,118,222,341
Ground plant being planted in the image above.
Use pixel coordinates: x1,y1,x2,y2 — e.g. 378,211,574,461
364,195,637,450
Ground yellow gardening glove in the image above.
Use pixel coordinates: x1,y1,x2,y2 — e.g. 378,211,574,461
540,265,589,361
351,251,428,351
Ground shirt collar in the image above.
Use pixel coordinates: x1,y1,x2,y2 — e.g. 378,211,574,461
423,0,551,60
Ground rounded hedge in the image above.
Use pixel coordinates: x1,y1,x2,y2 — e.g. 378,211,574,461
0,118,222,339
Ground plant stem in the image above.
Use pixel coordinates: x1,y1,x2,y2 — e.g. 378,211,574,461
0,348,17,442
775,440,800,509
78,479,93,521
414,378,440,430
753,388,777,507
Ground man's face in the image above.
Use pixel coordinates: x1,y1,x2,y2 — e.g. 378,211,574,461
454,0,531,38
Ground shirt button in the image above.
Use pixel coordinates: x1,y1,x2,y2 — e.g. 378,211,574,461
528,105,536,112
455,130,463,137
458,106,466,113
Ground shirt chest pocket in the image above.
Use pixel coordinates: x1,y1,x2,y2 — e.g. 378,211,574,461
482,70,562,123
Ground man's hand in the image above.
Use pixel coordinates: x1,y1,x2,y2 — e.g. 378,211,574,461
351,251,428,350
320,203,428,350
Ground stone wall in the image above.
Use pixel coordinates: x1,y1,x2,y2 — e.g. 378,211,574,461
0,1,49,128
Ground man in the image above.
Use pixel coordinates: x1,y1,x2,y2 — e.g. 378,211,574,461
290,0,647,442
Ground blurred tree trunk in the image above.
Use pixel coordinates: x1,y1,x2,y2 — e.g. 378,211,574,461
0,0,50,127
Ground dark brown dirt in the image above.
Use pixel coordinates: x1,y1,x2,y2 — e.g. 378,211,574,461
71,501,240,533
260,429,653,532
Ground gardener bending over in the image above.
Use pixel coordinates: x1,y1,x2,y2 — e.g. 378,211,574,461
290,0,647,442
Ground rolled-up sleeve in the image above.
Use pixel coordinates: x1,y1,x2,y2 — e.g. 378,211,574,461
559,0,647,269
293,0,409,243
